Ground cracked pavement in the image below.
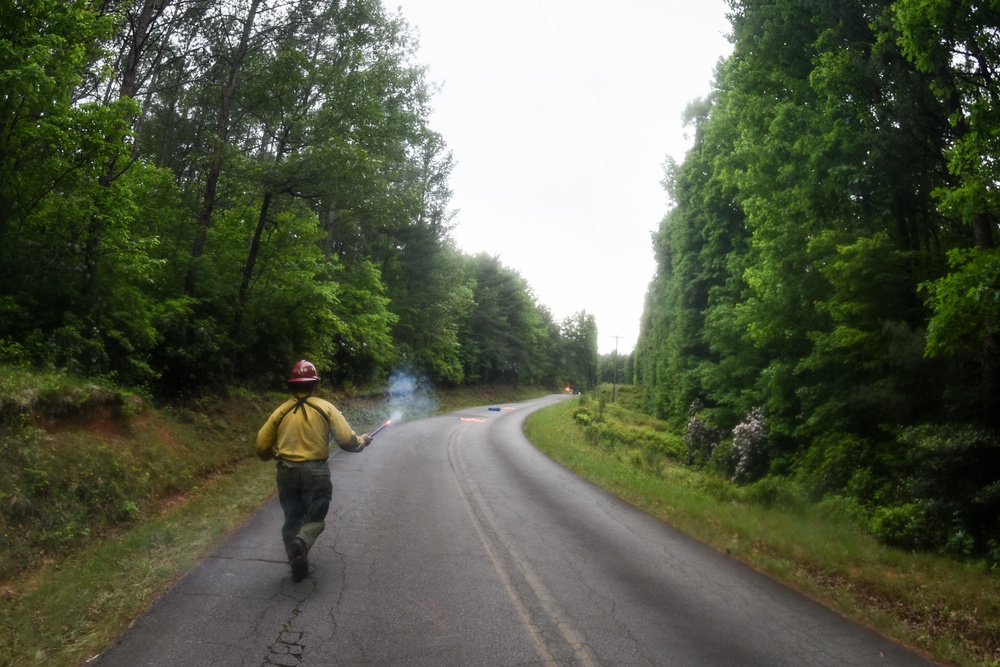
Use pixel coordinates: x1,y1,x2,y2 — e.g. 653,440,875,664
90,396,938,666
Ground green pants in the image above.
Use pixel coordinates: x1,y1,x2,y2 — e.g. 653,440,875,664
276,459,332,559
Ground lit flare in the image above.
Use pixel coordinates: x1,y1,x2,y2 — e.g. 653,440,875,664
368,418,392,437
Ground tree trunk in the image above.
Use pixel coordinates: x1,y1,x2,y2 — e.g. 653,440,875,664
185,0,263,296
971,212,995,250
231,190,273,344
323,205,340,261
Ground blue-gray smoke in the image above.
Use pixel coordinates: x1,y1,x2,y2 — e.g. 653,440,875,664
385,366,437,423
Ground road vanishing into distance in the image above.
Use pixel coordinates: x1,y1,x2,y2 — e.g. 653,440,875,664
92,395,937,666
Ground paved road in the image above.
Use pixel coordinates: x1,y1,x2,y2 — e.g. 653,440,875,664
92,395,937,666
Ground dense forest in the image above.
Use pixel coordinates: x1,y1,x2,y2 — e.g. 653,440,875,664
6,0,1000,562
636,0,1000,560
0,0,600,394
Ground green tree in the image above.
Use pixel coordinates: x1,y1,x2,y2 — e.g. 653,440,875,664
0,0,593,401
118,0,452,388
636,87,754,431
892,0,1000,422
636,0,1000,553
461,254,553,385
0,0,168,384
560,311,598,391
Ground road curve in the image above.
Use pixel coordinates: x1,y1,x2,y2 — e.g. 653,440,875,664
92,395,937,666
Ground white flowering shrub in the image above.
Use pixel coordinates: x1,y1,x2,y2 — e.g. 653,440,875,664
732,407,769,482
683,400,723,467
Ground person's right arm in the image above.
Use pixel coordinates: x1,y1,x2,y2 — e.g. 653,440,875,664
255,404,288,460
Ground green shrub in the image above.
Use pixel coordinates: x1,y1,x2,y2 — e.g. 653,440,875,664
869,503,928,549
596,422,619,450
812,494,864,524
794,432,874,499
694,473,741,504
741,476,809,513
0,370,262,581
709,439,737,478
569,393,692,475
895,424,1000,557
629,451,646,469
988,539,1000,571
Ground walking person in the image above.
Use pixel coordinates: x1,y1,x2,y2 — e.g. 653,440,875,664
256,360,374,582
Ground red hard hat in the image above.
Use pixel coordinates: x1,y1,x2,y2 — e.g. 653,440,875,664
288,359,319,384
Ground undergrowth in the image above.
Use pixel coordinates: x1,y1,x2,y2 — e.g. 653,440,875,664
0,380,270,582
0,365,548,584
529,387,1000,667
0,366,551,666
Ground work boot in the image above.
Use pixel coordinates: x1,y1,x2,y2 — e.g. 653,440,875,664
290,537,309,582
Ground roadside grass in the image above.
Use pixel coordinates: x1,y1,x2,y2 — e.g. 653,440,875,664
0,370,550,667
20,378,997,666
0,462,275,667
525,395,1000,667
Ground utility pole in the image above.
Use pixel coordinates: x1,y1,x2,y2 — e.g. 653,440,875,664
610,335,623,403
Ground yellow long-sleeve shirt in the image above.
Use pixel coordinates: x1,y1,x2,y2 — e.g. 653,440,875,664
256,394,366,462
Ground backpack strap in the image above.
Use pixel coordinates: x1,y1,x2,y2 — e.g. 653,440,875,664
276,397,332,432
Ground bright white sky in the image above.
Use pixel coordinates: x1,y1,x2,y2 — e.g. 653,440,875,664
394,1,733,354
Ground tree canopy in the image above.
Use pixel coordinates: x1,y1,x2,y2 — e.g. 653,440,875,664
0,0,596,394
636,0,1000,558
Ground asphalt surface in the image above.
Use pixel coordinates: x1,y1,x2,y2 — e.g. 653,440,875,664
91,395,938,666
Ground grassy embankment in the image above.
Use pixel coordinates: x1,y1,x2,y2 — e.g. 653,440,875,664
525,386,1000,667
0,367,543,667
3,369,998,667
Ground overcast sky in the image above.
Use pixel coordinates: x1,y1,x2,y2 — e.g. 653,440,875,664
393,1,733,354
